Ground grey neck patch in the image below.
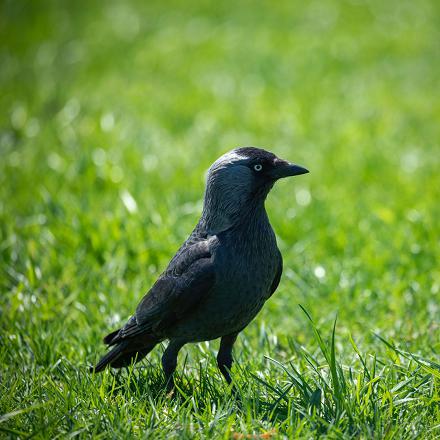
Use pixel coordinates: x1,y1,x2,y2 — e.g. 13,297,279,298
199,148,274,235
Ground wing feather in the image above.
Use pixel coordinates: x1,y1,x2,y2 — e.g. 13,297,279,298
107,239,216,344
268,251,283,298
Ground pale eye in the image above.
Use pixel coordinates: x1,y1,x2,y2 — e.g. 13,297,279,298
253,164,263,171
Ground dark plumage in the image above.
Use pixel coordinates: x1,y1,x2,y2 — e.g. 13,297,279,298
91,147,308,389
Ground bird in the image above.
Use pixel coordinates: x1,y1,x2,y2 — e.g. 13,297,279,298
91,147,308,390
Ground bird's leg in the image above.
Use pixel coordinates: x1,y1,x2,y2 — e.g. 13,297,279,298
217,332,238,386
162,340,185,392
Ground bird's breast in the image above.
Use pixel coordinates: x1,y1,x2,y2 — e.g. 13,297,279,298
202,230,280,330
167,224,281,342
214,236,278,298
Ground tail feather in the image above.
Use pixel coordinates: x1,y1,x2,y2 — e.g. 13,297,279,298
103,329,120,345
91,343,127,373
91,333,159,373
108,346,154,369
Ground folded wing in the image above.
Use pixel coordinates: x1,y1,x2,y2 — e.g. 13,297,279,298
92,239,216,372
104,239,216,346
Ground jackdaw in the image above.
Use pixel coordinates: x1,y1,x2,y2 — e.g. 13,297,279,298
91,147,308,389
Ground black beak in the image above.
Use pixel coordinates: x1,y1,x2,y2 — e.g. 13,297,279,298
269,161,309,179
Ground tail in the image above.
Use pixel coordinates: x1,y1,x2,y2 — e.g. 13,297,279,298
91,330,159,373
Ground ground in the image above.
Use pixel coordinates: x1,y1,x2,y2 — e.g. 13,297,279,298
1,0,439,438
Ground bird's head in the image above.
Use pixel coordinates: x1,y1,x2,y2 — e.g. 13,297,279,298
201,147,308,234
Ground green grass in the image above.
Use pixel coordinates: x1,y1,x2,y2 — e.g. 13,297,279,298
1,0,440,438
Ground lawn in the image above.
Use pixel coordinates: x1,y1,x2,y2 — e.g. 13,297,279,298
1,0,439,438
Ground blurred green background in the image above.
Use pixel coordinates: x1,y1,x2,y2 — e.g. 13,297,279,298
1,0,439,437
